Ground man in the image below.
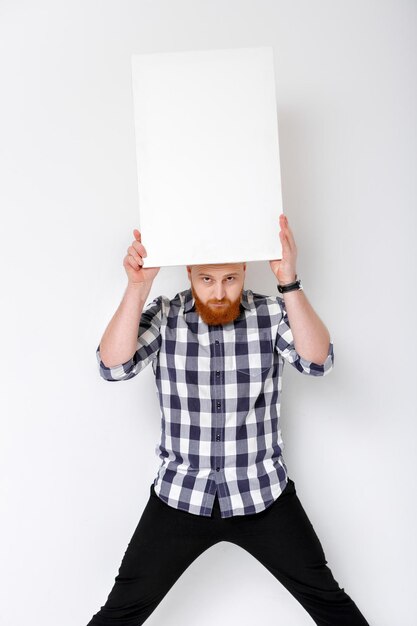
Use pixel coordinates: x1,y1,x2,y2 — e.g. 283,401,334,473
87,214,369,625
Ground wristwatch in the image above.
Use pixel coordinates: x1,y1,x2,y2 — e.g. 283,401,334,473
277,275,303,294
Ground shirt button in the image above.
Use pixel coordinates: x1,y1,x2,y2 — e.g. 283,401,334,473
216,467,220,471
216,370,220,376
216,434,220,441
215,340,219,345
217,401,221,408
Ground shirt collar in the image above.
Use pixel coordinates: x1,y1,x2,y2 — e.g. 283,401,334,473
183,287,253,314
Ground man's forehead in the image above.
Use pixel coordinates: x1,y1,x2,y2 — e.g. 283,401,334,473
191,263,245,274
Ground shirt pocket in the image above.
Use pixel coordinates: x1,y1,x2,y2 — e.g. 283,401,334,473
235,328,274,379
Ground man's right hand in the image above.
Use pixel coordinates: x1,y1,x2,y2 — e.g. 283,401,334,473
123,229,160,284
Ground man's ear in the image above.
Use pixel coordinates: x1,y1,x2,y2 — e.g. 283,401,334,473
186,265,192,280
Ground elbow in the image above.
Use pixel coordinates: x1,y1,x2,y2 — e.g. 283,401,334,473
298,349,330,366
96,346,136,382
98,347,135,369
299,341,334,376
301,336,332,365
312,349,331,366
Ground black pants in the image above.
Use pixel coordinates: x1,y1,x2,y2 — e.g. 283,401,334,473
86,478,369,625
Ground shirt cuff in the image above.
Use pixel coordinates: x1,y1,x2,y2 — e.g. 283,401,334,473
297,340,334,376
96,345,136,381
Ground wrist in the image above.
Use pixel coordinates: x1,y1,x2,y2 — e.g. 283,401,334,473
277,273,297,286
277,275,303,294
125,281,152,298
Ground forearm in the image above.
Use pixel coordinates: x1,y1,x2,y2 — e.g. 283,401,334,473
281,287,331,364
98,282,153,368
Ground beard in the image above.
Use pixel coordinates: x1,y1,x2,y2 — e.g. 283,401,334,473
191,283,243,326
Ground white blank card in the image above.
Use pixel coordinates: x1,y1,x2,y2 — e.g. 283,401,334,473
131,46,283,268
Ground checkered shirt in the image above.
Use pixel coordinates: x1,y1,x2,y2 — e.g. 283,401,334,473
96,286,334,518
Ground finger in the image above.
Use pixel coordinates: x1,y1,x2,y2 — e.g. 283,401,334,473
132,240,147,257
128,246,144,265
128,254,142,270
282,230,294,254
281,221,296,253
279,230,292,256
124,254,141,271
133,229,141,242
286,228,297,253
279,215,289,230
279,219,292,248
281,231,297,262
283,218,296,247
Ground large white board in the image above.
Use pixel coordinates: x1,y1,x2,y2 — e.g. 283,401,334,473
131,46,283,268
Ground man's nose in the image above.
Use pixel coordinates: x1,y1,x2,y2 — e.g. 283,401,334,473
214,284,226,300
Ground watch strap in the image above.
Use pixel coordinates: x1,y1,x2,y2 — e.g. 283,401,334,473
277,277,303,294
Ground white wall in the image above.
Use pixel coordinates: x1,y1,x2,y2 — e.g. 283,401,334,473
1,1,416,625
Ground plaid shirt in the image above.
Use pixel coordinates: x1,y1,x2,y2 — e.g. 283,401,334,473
96,286,334,518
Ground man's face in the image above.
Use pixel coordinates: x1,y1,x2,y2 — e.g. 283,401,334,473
186,262,246,326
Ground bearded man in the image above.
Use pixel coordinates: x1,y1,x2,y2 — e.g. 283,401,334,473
87,214,369,626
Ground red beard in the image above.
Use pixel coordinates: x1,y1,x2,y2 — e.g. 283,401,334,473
191,284,243,326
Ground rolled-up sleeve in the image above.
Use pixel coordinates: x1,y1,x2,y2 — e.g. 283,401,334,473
96,295,165,382
275,296,334,376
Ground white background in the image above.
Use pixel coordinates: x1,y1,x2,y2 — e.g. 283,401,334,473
1,2,416,625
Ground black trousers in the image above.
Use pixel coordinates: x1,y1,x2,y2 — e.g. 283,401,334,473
86,478,369,625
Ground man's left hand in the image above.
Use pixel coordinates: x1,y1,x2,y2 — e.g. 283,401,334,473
269,213,298,285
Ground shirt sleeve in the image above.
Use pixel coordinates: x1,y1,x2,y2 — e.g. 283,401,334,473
96,295,164,382
274,296,334,376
